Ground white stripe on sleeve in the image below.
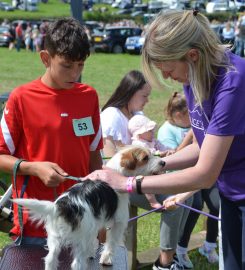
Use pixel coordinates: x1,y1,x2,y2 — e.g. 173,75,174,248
1,114,15,154
90,124,102,151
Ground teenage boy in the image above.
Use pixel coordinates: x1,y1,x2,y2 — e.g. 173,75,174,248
0,18,103,245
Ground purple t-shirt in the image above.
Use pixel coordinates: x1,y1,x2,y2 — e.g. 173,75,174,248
184,52,245,202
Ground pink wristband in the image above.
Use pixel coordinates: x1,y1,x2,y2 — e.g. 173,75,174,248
126,177,134,193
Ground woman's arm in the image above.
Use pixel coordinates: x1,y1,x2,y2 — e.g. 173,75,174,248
141,134,233,194
87,134,233,195
162,140,199,170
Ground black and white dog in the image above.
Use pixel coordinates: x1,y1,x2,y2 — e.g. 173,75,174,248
14,146,165,270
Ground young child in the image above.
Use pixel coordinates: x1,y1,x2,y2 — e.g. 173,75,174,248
128,114,169,156
157,91,191,149
0,18,103,245
158,92,219,269
128,114,169,208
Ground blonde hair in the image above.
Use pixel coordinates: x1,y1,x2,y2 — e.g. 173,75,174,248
142,10,230,106
165,92,187,124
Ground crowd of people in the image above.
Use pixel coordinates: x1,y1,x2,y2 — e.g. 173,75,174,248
214,14,245,57
1,20,49,52
0,9,245,270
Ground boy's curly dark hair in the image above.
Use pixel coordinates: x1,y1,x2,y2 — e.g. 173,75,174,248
44,18,90,61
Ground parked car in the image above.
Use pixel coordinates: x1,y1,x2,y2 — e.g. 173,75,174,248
130,10,144,17
0,26,11,47
91,26,142,53
125,35,145,54
148,0,169,13
17,0,38,11
206,0,236,13
191,0,206,12
131,3,148,17
84,21,101,32
235,0,245,11
0,2,15,11
118,1,133,9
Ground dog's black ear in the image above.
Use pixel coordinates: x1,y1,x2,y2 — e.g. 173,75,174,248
120,150,136,170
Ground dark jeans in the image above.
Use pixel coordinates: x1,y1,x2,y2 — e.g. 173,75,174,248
178,185,220,247
221,194,245,270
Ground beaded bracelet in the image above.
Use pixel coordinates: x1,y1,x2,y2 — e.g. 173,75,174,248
126,176,134,193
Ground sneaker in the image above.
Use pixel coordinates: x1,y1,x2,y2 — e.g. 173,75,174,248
198,245,219,263
176,253,193,269
153,257,184,270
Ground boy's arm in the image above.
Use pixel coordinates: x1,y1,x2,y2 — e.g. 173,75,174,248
0,154,68,187
89,150,103,172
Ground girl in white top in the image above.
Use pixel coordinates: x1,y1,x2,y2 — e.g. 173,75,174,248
100,70,152,157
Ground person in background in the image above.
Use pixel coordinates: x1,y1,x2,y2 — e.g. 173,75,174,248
101,71,192,270
100,70,151,158
152,91,193,270
128,114,169,156
221,21,235,45
158,90,219,268
0,18,103,246
15,22,23,52
32,25,42,52
8,23,16,51
24,22,33,51
234,15,245,57
87,10,245,270
128,114,169,208
157,91,190,151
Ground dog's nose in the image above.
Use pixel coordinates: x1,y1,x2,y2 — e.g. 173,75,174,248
159,160,166,167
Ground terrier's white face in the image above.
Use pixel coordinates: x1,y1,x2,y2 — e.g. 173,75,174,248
106,146,165,177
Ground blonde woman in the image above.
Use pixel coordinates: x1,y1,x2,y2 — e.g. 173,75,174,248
87,10,245,270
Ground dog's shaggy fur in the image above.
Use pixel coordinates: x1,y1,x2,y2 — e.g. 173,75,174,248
14,146,165,270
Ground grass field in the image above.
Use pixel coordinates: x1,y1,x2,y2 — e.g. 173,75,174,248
0,47,218,269
0,0,71,20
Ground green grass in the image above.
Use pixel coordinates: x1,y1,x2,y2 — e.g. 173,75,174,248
0,0,122,22
0,0,70,20
0,48,217,269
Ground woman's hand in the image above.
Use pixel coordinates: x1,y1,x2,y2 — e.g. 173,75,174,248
24,161,68,187
85,166,127,192
163,191,195,210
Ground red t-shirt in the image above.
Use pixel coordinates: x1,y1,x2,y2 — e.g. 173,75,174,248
0,78,103,238
15,25,22,38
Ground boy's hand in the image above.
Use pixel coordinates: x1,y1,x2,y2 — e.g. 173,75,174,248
28,162,68,187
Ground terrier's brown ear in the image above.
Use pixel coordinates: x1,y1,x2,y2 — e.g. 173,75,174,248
120,149,136,170
132,148,148,163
